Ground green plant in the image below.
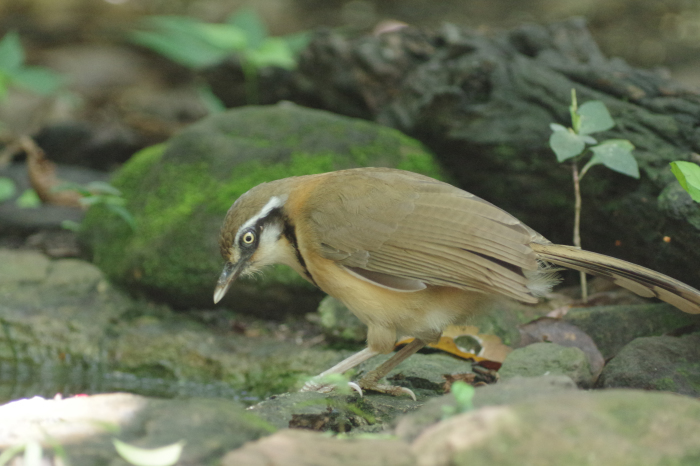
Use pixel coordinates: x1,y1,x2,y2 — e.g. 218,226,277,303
57,181,136,232
129,8,309,105
442,381,475,419
0,31,63,102
549,89,638,301
670,161,700,202
113,439,185,466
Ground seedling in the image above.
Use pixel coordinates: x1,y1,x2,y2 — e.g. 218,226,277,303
670,161,700,202
129,8,309,105
57,181,136,232
549,89,638,301
441,381,475,419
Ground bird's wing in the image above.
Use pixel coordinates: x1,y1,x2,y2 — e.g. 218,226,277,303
306,168,543,302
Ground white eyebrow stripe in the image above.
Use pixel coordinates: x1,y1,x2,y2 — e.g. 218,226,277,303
235,195,288,242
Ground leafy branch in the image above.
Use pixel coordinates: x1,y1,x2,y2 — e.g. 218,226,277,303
549,89,638,302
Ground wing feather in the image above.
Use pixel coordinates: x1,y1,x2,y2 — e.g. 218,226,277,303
305,168,541,301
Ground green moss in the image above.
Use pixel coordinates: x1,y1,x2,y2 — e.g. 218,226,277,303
654,376,677,391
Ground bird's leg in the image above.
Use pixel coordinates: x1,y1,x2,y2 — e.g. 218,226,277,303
300,347,379,394
357,338,426,400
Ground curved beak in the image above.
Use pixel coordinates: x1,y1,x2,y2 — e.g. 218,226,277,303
213,260,245,304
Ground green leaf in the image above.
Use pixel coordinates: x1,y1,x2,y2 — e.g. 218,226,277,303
0,32,24,71
577,100,615,135
0,443,25,466
196,84,227,113
283,31,311,54
0,177,16,201
86,181,122,196
227,8,268,49
23,441,42,466
452,381,475,411
106,203,137,231
670,161,700,202
195,23,247,51
549,129,586,162
585,139,638,178
10,66,64,95
16,189,41,208
550,123,567,132
0,71,11,100
113,439,184,466
129,17,232,69
61,219,82,232
246,38,296,69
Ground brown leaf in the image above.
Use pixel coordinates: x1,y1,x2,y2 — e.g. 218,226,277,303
396,325,512,364
24,136,82,208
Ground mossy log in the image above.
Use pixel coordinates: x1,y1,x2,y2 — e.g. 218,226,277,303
281,18,700,289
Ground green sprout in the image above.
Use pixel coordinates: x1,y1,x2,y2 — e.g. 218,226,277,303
129,8,309,105
56,181,136,232
549,89,638,302
670,161,700,203
442,381,475,419
0,31,64,101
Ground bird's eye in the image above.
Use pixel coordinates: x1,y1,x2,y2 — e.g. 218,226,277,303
241,231,256,246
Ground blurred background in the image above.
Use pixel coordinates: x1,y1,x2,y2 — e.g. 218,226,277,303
1,0,700,81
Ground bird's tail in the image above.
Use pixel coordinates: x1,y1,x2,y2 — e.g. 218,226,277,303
531,243,700,314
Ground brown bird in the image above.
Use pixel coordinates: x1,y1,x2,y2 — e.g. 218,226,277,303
213,167,700,397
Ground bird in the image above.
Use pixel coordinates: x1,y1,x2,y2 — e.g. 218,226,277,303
213,167,700,398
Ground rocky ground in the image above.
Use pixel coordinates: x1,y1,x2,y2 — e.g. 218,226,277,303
1,3,700,464
1,244,700,464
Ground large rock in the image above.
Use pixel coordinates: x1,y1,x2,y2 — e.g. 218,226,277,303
564,303,700,359
80,102,443,313
597,333,700,396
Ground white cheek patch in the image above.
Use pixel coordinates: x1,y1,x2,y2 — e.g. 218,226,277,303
235,195,288,244
253,222,288,267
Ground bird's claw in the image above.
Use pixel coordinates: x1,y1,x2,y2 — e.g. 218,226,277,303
358,382,416,401
300,378,364,397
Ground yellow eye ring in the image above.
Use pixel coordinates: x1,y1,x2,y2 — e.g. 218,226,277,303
242,231,255,244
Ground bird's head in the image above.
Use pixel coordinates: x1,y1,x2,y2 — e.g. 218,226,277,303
213,181,293,304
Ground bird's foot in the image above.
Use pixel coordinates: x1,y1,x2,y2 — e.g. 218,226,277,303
357,379,416,400
300,377,363,396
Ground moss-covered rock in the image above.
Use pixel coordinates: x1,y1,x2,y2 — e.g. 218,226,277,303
80,103,443,313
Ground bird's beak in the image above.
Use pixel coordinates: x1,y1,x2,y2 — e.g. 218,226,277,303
213,260,245,304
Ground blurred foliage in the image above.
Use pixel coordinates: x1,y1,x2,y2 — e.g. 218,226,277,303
0,31,64,101
57,181,136,232
129,8,310,104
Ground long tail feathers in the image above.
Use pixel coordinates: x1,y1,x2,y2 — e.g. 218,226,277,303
531,243,700,314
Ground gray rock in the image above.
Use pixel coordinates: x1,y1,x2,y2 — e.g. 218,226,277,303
395,375,577,442
222,429,414,466
0,393,273,466
411,389,700,466
597,333,700,396
564,303,700,359
499,342,593,388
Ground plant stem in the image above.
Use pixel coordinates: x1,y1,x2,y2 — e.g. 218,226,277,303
572,160,588,303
